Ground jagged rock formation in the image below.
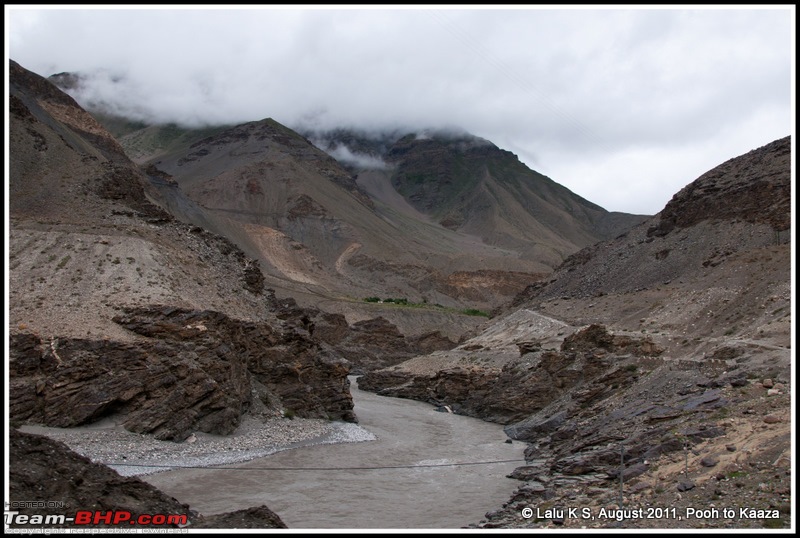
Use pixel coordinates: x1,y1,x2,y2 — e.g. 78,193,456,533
10,305,355,441
360,324,662,423
9,429,286,529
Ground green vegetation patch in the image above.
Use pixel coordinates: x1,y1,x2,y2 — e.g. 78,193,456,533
462,308,489,317
361,297,490,318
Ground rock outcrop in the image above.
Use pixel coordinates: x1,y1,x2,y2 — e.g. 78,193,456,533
647,136,791,237
265,289,458,371
10,305,355,441
360,324,662,424
9,429,287,529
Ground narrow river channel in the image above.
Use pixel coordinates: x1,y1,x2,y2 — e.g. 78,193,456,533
143,377,525,529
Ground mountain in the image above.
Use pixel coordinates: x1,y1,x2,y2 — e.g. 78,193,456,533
385,130,642,254
130,123,648,311
46,72,648,317
310,127,649,262
85,119,547,320
359,136,792,529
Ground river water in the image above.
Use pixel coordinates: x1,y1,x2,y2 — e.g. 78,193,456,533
143,377,525,529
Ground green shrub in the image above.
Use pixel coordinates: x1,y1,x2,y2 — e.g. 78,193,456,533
463,308,489,317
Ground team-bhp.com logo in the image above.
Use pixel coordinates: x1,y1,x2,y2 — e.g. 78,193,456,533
5,509,188,527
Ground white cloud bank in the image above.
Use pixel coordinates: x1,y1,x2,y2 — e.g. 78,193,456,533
6,6,794,214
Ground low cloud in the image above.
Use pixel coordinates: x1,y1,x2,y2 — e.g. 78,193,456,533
7,7,792,214
313,140,392,171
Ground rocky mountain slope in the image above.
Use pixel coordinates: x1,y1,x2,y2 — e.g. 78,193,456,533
134,122,560,312
311,127,649,266
9,59,361,528
378,130,643,257
359,136,792,529
48,72,647,316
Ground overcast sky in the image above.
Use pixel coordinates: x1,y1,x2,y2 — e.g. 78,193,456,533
5,5,794,215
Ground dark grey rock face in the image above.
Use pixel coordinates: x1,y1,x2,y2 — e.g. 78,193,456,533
10,305,355,441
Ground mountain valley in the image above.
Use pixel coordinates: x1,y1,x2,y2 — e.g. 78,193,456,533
6,60,793,531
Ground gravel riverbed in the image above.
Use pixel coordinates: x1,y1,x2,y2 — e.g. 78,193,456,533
20,416,377,477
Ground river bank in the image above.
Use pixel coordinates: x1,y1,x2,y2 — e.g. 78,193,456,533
18,378,527,529
19,415,376,477
143,377,526,529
